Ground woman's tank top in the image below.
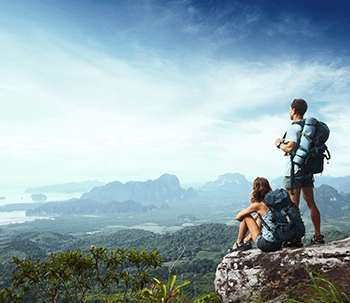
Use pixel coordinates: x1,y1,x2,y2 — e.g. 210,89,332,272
260,207,279,243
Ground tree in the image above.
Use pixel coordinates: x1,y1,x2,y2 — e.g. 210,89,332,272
0,246,163,303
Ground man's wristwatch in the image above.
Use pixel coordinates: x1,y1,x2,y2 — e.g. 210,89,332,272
276,142,282,149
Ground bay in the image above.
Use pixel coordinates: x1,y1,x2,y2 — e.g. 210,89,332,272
0,210,54,226
0,188,84,225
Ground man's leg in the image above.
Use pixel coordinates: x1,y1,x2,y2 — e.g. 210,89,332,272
302,187,321,237
284,174,302,213
286,188,301,213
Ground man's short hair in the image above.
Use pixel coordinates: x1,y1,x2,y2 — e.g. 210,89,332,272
291,99,308,116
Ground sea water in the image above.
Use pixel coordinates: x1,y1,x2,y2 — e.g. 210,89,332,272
0,210,52,226
0,188,84,225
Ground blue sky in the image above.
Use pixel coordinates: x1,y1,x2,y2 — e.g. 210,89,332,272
1,0,350,188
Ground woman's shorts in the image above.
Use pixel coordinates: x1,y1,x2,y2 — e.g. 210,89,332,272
256,234,282,252
283,170,314,190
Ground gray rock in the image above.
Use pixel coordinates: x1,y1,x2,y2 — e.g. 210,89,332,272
215,237,350,302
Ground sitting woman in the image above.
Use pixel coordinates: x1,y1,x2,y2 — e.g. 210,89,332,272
228,177,282,253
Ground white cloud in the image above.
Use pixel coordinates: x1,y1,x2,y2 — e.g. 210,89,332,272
1,20,350,187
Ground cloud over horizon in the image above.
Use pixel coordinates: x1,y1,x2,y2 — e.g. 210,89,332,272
1,0,350,187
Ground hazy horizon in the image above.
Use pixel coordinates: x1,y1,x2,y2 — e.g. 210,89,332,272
0,171,347,191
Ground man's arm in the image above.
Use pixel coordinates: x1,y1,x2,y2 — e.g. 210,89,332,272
275,139,295,154
275,124,300,154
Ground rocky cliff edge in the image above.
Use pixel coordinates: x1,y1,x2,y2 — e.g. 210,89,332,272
215,237,350,302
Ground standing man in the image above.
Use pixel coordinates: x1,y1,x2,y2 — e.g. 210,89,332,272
275,99,324,246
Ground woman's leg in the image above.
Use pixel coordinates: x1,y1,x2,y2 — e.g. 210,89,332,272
243,214,260,242
231,214,261,249
242,215,262,242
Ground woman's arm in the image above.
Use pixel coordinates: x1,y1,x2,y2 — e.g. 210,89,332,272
236,203,260,222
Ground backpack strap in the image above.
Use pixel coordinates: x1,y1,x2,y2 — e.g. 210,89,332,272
260,201,269,210
258,213,273,233
290,156,295,195
258,202,274,233
325,145,331,162
289,119,305,195
292,119,305,127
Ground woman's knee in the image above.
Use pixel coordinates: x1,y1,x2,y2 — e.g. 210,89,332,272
241,214,254,222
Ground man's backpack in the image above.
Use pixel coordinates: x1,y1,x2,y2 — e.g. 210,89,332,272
258,188,305,243
292,117,331,174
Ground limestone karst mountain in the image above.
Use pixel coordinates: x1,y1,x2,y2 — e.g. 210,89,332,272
80,173,196,203
300,184,350,219
198,172,252,198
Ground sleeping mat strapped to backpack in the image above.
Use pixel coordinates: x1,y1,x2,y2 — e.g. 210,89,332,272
292,117,330,174
259,188,305,243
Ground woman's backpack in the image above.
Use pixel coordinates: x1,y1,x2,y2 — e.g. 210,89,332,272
259,189,305,243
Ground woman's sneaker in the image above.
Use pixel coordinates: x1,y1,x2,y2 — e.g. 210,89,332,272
310,234,325,245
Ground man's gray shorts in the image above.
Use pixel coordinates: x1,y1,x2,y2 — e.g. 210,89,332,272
283,170,314,190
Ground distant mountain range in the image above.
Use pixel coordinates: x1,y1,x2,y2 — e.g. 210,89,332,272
300,184,350,220
314,175,350,193
271,175,350,193
80,173,196,203
197,173,350,199
24,173,350,218
197,173,252,199
23,173,350,199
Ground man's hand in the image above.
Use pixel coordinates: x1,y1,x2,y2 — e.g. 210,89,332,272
275,139,295,154
275,138,283,148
